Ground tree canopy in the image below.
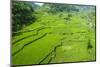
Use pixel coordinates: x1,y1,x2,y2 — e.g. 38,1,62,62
12,1,36,32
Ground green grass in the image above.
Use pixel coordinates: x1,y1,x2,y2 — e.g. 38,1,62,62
12,34,61,65
12,12,96,65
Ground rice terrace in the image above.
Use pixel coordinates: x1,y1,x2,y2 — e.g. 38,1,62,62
12,1,96,66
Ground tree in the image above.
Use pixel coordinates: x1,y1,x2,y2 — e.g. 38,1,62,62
12,1,35,32
42,3,79,14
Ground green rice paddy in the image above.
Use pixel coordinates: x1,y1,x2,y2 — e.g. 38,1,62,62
12,9,96,65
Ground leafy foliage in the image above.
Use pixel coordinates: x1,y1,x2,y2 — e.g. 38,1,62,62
12,1,36,32
42,3,79,14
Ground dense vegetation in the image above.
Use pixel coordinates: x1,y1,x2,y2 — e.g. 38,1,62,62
12,1,36,32
42,3,79,13
12,1,96,66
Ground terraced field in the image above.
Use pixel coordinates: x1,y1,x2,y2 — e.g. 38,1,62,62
12,12,96,65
